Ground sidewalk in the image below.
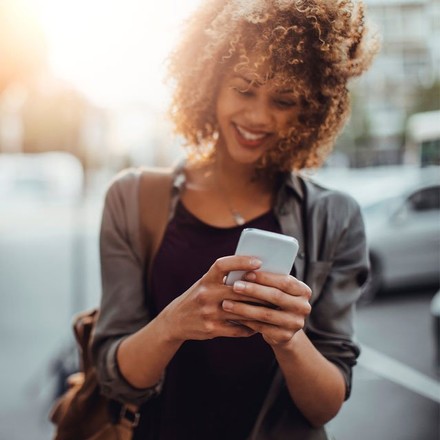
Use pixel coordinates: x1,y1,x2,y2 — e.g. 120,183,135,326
3,363,438,440
328,361,439,440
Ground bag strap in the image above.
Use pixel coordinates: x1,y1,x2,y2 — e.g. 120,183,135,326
74,167,173,385
72,309,99,374
138,167,175,282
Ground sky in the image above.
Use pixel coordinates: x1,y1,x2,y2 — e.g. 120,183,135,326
22,0,201,108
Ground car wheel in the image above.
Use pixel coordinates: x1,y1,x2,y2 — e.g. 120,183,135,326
359,253,382,304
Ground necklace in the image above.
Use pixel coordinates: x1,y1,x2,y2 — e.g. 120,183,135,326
230,208,246,226
219,189,246,226
215,173,246,226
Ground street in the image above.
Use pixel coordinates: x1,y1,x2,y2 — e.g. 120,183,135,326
328,289,439,440
0,197,439,440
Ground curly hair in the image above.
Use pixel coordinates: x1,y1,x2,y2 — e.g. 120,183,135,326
167,0,380,172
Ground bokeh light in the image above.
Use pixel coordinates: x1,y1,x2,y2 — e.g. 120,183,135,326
21,0,201,108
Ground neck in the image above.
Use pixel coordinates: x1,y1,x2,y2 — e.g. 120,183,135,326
182,150,277,227
213,153,277,219
212,149,273,194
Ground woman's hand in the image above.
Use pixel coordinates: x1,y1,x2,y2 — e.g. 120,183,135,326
221,271,312,346
159,256,264,343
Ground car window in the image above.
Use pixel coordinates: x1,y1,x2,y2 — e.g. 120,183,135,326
407,186,440,212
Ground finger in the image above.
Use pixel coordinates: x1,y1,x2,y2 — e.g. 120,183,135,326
237,299,277,308
243,271,312,300
191,283,268,310
218,320,257,338
222,291,274,307
241,320,296,345
221,310,266,322
231,281,312,316
222,299,303,328
230,280,295,310
205,255,262,283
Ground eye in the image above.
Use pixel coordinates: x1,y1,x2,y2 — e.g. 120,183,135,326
273,98,297,109
232,86,253,97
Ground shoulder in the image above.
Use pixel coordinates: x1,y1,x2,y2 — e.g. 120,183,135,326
298,175,368,269
105,167,142,201
300,174,362,218
100,169,145,261
103,165,180,217
100,169,142,237
293,174,365,245
104,165,175,203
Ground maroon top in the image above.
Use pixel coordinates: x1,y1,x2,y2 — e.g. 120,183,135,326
134,201,282,440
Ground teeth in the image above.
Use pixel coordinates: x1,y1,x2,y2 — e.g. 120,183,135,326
236,124,267,141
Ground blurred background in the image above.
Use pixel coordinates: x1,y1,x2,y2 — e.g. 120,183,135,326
0,0,439,439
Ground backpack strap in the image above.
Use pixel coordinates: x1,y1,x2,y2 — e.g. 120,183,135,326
72,309,99,373
50,168,175,435
138,167,175,283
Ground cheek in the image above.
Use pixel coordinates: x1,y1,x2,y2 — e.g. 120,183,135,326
278,112,299,137
217,85,247,117
216,100,233,125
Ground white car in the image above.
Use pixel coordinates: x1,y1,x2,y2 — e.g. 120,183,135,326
313,165,440,301
361,172,440,300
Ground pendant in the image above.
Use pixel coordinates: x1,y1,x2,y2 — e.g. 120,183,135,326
232,210,245,226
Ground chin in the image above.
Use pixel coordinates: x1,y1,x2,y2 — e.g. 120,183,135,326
228,149,264,166
217,133,271,166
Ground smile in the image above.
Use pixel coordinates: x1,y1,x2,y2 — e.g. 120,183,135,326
235,124,268,141
233,123,271,148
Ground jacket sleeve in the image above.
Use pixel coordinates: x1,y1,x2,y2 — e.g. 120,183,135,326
305,192,369,400
91,169,163,405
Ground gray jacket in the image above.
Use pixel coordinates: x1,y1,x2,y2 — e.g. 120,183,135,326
91,165,369,438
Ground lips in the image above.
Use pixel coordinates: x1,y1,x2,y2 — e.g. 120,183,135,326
233,123,272,148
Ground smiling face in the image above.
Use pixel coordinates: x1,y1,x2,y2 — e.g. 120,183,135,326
215,68,300,168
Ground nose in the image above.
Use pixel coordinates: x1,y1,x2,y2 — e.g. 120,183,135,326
244,97,273,129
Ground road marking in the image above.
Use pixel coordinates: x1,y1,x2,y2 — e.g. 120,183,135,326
358,344,440,403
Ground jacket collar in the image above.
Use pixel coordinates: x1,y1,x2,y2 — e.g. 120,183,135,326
172,160,303,194
279,171,304,201
170,160,304,209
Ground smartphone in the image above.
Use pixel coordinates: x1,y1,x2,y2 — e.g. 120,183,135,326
225,228,299,286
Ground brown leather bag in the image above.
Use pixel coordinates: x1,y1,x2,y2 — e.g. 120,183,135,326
49,309,138,440
49,168,174,440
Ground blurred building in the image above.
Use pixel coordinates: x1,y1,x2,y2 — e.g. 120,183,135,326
347,0,440,165
1,0,439,172
0,1,105,172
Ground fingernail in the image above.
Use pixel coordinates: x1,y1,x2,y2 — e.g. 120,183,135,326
222,300,233,310
233,281,246,291
250,258,262,267
245,272,256,281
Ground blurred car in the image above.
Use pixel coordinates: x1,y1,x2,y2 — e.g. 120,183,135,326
0,151,85,236
313,165,440,301
431,289,440,373
360,168,440,301
0,151,84,203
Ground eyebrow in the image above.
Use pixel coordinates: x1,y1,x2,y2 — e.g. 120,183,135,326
231,74,294,94
277,88,295,94
232,73,258,84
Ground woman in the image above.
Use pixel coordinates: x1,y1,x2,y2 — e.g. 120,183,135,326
92,1,379,439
